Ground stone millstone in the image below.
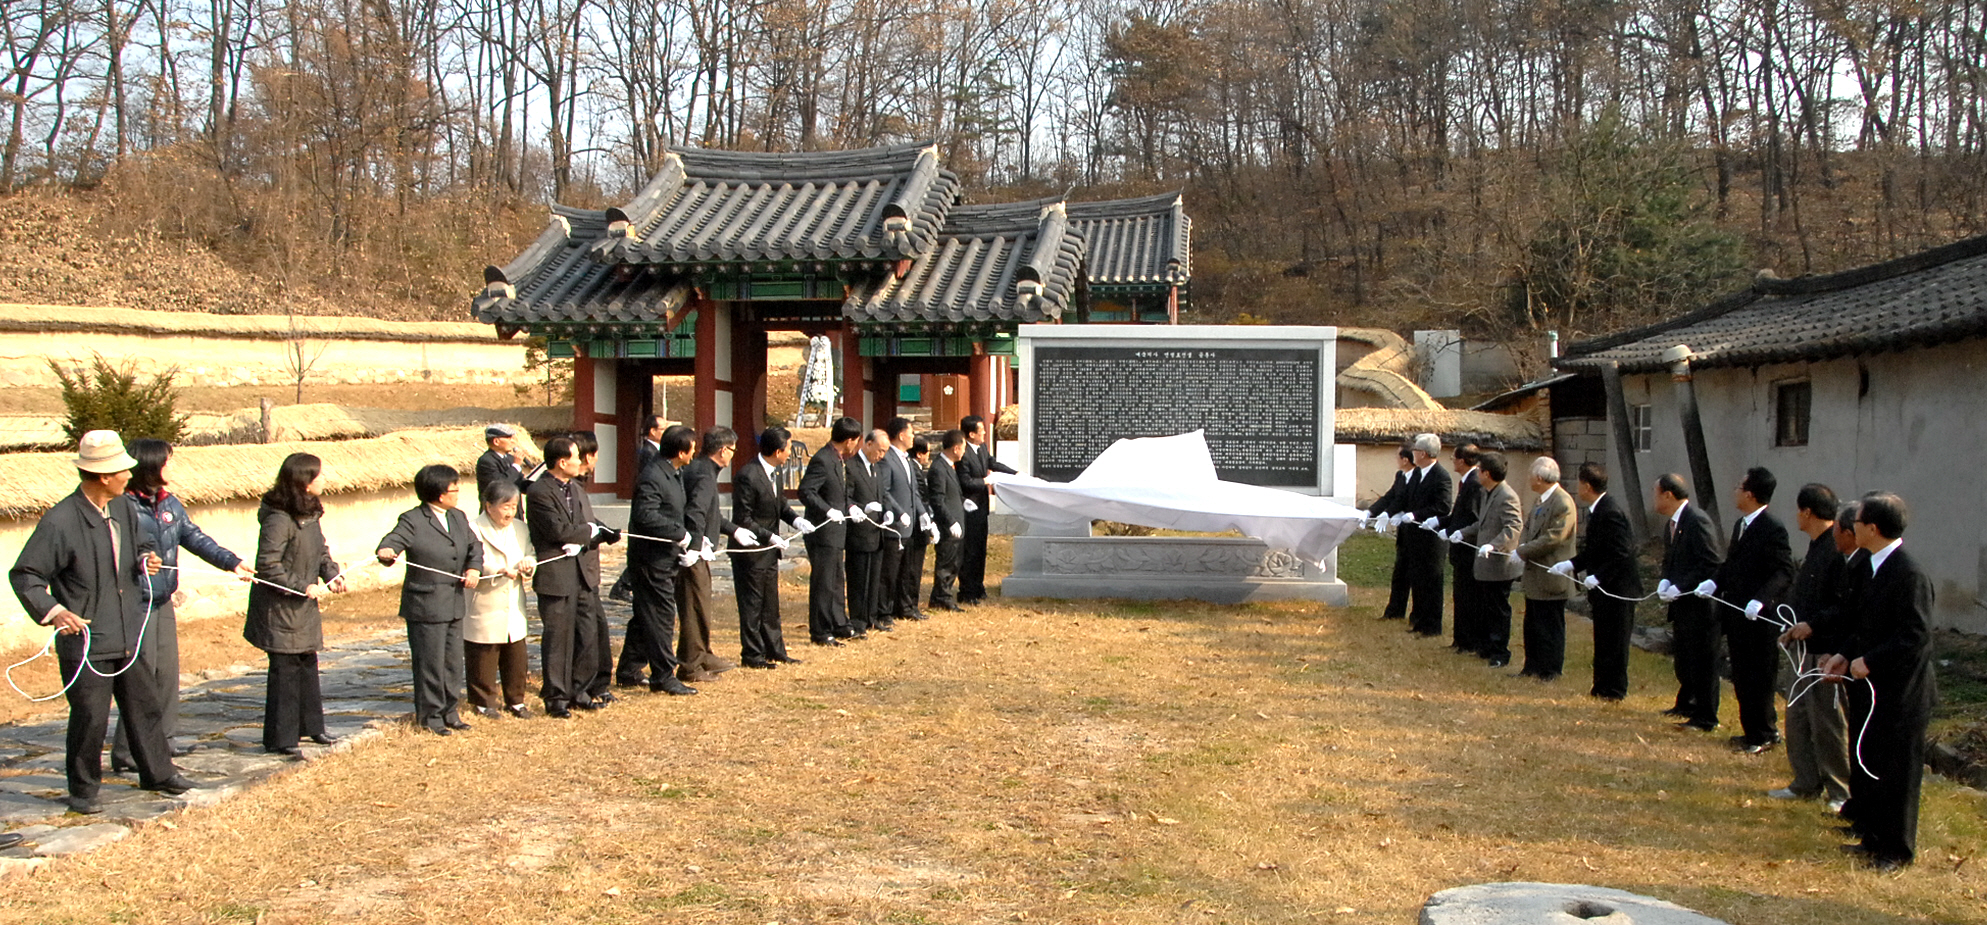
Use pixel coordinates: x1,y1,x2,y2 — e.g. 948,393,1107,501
1421,882,1730,925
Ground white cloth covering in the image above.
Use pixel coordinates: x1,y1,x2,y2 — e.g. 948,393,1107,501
989,431,1364,565
465,512,532,644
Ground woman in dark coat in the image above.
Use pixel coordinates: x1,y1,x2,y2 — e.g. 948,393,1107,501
111,439,255,770
246,453,346,756
376,464,483,736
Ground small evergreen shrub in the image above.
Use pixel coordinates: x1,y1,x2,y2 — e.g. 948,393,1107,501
49,354,190,444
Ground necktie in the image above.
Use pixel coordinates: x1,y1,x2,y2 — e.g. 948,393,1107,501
1667,517,1677,543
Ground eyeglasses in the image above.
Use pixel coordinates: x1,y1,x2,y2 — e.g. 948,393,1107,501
442,487,460,495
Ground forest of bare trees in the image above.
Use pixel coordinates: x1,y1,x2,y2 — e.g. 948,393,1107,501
4,0,1985,342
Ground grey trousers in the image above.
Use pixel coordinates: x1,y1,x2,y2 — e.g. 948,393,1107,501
1783,653,1851,801
406,618,465,731
112,602,178,766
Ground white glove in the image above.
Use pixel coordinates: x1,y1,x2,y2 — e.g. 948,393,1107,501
1357,514,1371,528
700,537,716,561
1582,574,1602,590
847,505,863,522
1389,513,1407,528
1370,520,1387,535
1656,579,1680,603
1548,561,1575,578
919,513,934,532
899,512,913,527
771,533,791,549
964,499,979,513
1478,543,1495,558
677,548,699,567
734,527,757,547
948,522,964,539
1744,600,1764,619
1443,530,1460,543
926,525,940,543
675,532,691,548
1693,579,1718,599
825,508,846,523
793,517,817,534
1401,512,1416,525
864,501,883,514
560,543,584,557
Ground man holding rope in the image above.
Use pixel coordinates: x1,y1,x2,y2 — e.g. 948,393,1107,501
9,431,196,816
1652,474,1724,732
1708,467,1797,753
1557,463,1642,700
626,425,698,694
1771,486,1852,811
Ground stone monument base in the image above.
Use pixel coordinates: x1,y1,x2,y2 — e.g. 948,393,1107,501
1002,535,1348,605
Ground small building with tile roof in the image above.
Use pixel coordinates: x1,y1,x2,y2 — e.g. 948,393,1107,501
1552,233,1987,631
472,142,1192,499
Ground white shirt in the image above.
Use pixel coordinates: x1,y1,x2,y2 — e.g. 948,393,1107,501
1414,461,1438,482
1670,500,1689,528
1588,491,1606,515
759,455,779,480
1869,538,1903,574
1736,505,1766,537
888,445,915,483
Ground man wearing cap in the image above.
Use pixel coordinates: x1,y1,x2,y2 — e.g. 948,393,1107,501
10,431,197,815
476,424,533,501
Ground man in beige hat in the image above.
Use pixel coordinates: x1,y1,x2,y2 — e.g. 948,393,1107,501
9,430,196,814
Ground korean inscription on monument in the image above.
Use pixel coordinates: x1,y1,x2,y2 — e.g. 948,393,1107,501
1032,346,1320,486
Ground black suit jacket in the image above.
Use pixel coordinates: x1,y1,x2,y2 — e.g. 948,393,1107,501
527,476,607,595
629,456,689,563
681,456,735,554
1789,531,1849,652
1659,501,1723,588
929,455,966,530
904,456,933,548
1571,492,1643,596
475,448,529,499
1714,508,1796,609
1441,467,1484,558
799,446,849,549
955,442,1013,508
1841,545,1936,711
1404,463,1455,524
1367,470,1410,517
378,506,485,623
635,439,659,478
845,455,900,553
730,456,799,549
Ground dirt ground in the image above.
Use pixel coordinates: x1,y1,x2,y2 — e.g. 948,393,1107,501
0,384,544,415
2,534,1981,924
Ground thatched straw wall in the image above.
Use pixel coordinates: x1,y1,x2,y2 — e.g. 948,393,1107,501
0,404,570,451
0,425,540,521
0,303,497,343
1335,407,1543,451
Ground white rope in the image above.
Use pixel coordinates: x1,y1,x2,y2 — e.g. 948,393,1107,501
6,568,160,702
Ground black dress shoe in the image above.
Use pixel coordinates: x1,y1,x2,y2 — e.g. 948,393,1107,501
65,796,102,815
652,677,698,695
109,759,138,774
267,745,305,757
1660,707,1692,718
741,659,777,669
571,699,601,712
445,719,473,731
1486,658,1508,668
545,704,573,719
145,775,198,795
1739,736,1781,755
507,704,532,719
811,636,844,647
309,733,340,745
615,678,647,689
774,655,804,664
0,832,21,850
874,621,895,632
597,691,621,704
430,725,453,736
169,742,196,757
1676,720,1718,733
904,612,928,621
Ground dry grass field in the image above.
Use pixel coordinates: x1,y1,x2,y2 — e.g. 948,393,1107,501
1,534,1982,924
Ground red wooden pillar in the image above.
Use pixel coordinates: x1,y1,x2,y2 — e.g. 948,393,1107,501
730,309,768,461
838,324,873,426
692,295,724,433
612,364,645,498
967,352,998,427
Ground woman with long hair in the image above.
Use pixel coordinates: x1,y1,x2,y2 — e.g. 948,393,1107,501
376,464,483,735
464,478,534,719
109,439,255,770
245,453,346,757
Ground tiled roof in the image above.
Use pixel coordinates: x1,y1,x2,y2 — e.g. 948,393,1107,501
844,200,1086,325
589,142,959,266
1559,234,1987,373
1066,192,1190,287
473,209,692,331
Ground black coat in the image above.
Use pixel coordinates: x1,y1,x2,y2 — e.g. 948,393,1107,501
1404,463,1455,523
682,456,736,554
378,506,485,623
799,446,850,549
475,448,530,500
1570,492,1643,597
1366,470,1410,517
904,456,933,549
526,475,607,595
928,454,966,530
244,502,339,654
1789,531,1849,652
729,456,798,549
1659,501,1723,588
630,455,690,556
845,455,899,553
10,490,157,661
1840,546,1936,710
956,442,1014,508
1440,467,1484,562
126,489,242,609
1713,508,1796,609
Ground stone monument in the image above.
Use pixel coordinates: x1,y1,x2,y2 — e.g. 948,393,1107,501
1003,324,1348,605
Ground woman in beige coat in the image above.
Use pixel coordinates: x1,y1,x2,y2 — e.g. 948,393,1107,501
465,479,535,718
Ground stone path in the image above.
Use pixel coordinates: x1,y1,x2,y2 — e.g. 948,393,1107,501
0,542,764,872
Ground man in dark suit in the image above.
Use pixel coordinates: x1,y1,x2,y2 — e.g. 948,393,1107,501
1560,463,1643,700
928,430,969,611
1399,433,1454,637
731,426,810,669
956,415,1016,604
1652,473,1725,732
1364,446,1415,620
626,425,698,695
1708,467,1797,752
801,417,864,645
678,426,740,681
1822,492,1935,870
846,429,904,634
475,424,533,501
525,435,624,716
1435,444,1484,653
1772,485,1851,810
877,417,929,624
608,415,666,606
